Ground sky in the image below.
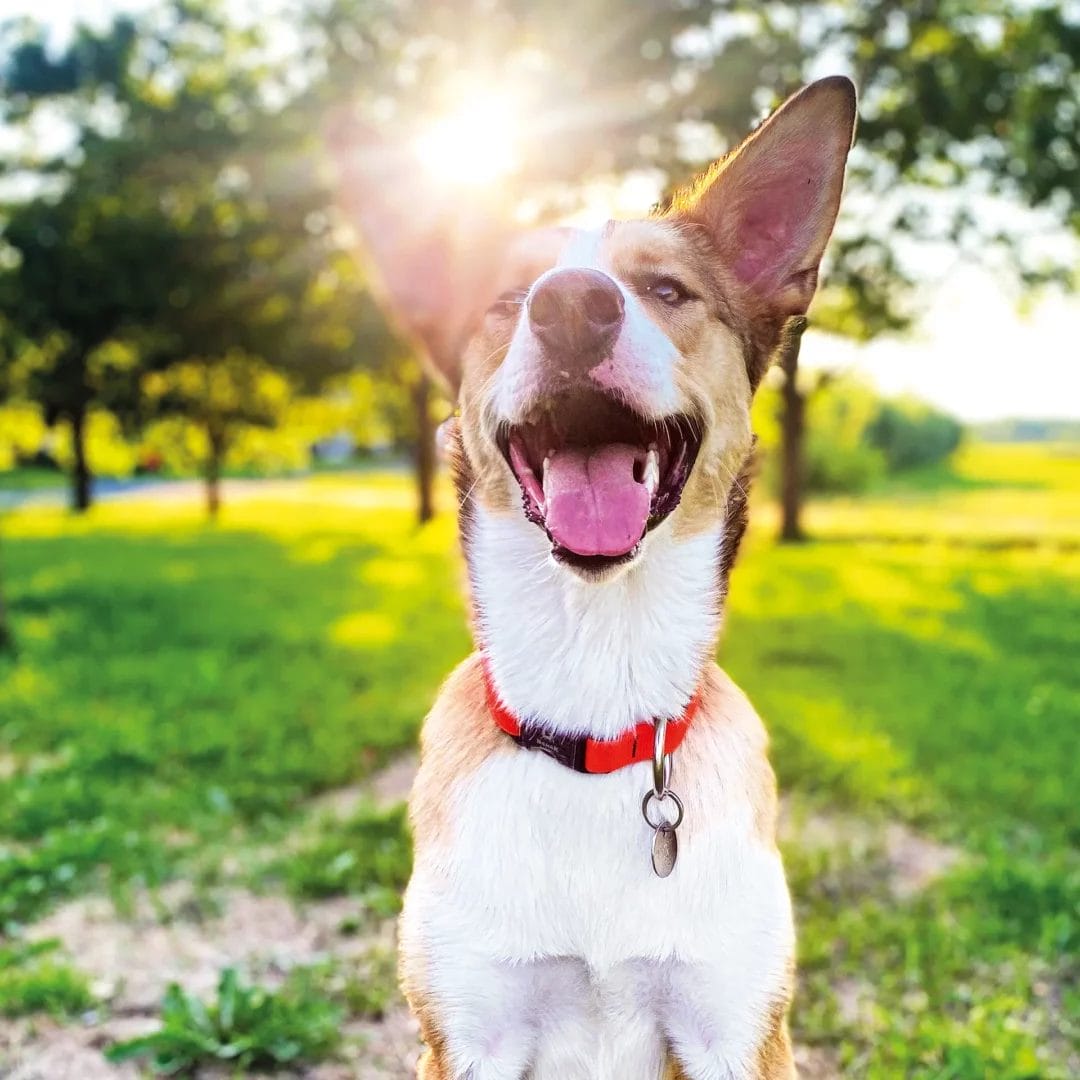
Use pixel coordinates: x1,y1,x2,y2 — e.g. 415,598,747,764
6,0,1079,423
800,269,1079,424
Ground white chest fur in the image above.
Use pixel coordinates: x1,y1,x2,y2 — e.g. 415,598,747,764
409,724,790,967
404,725,794,1080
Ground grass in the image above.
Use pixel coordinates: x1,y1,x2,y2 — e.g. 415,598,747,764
105,950,401,1074
0,939,94,1018
762,439,1080,545
106,967,342,1073
0,466,67,493
0,485,466,927
0,443,1077,1074
274,803,412,904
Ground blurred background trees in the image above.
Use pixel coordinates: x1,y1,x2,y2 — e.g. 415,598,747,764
0,0,1076,530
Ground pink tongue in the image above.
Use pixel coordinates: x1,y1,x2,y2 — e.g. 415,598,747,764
542,443,649,557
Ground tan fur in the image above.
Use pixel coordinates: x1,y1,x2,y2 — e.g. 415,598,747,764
595,221,756,542
412,1001,452,1080
395,662,508,1078
673,665,780,848
754,1007,797,1080
407,654,510,853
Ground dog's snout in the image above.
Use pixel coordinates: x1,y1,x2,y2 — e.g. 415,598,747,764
527,268,624,361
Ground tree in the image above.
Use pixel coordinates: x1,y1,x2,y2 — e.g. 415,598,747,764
0,17,179,510
688,1,1079,538
141,355,289,517
0,186,176,510
1,6,390,516
316,1,1078,535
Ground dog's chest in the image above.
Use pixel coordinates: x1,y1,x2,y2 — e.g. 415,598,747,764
410,739,787,972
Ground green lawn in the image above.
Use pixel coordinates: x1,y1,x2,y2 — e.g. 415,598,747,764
0,466,68,493
0,483,468,928
0,446,1077,1076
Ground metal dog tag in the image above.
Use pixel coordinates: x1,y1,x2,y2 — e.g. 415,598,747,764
643,716,685,878
651,823,678,878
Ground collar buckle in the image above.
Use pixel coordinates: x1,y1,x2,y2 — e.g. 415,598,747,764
513,722,588,772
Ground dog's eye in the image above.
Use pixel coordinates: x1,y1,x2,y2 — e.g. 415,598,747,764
488,288,528,317
645,277,693,306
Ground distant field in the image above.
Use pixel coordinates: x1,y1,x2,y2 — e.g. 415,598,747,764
765,440,1080,543
1,442,1077,1077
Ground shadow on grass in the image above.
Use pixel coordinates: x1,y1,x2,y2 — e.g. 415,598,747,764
723,538,1080,847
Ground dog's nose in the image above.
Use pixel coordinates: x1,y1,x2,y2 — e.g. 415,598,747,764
527,268,625,361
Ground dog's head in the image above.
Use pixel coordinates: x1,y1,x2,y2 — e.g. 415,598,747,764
335,77,855,582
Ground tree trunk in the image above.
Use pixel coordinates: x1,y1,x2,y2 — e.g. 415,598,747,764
778,325,807,543
413,373,436,525
70,407,92,513
205,426,226,520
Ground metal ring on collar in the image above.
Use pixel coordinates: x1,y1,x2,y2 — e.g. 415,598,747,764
652,716,671,799
641,789,684,831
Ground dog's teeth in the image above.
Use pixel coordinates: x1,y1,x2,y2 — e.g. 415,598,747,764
543,455,551,475
643,448,660,497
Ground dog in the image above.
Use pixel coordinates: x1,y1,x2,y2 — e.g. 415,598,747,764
335,75,856,1080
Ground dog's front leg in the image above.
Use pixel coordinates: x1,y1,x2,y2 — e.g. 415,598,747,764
405,947,541,1080
662,959,795,1080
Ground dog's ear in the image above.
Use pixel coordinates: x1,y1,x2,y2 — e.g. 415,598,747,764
326,109,511,396
670,76,856,320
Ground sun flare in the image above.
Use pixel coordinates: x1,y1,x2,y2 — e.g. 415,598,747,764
413,96,519,186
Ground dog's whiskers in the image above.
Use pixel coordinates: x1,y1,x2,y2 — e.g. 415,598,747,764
457,471,482,510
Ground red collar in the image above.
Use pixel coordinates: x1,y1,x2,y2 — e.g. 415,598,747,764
481,660,701,775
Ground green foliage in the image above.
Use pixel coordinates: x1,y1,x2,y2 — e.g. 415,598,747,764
791,840,1078,1078
336,946,399,1019
106,967,341,1073
0,5,395,510
277,804,412,902
0,818,171,927
867,397,964,472
0,466,63,492
755,376,962,495
50,407,139,479
0,938,94,1018
803,377,888,494
847,4,1080,238
0,403,46,471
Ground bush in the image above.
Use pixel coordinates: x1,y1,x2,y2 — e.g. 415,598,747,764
804,378,888,494
867,398,964,472
753,374,963,496
754,375,886,496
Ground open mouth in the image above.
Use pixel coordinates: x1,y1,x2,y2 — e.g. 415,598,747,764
498,390,702,572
